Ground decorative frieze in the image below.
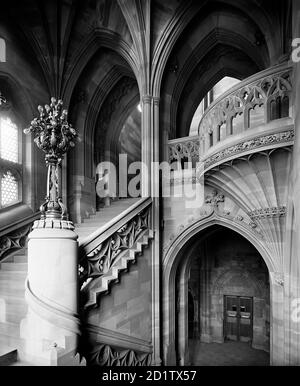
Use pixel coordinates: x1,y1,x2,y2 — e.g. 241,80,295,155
248,206,287,220
87,344,152,366
168,176,198,186
32,219,75,230
204,130,294,169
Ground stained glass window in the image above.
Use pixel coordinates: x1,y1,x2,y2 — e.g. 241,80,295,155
0,38,5,62
0,115,21,208
1,171,18,206
0,117,18,163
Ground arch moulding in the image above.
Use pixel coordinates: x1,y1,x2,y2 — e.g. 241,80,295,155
162,212,280,365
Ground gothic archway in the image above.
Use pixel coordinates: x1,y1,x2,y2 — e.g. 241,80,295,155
162,216,283,366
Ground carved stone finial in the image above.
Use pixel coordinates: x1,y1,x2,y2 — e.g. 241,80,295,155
24,97,78,221
205,189,224,207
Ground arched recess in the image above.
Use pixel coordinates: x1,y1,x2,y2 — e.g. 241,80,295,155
67,44,140,222
155,0,291,143
152,0,288,98
62,29,140,106
162,215,283,366
104,92,140,167
190,76,240,135
173,43,260,138
161,32,264,139
95,88,141,205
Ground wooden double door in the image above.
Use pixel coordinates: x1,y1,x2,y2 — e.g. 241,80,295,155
224,295,253,343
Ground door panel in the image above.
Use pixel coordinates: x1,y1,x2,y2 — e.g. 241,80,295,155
239,297,252,342
224,296,253,342
225,296,239,341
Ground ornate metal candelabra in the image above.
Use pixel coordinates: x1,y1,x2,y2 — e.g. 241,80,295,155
24,97,77,220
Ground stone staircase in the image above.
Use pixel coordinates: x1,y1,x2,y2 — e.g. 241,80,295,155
82,229,154,309
0,197,149,365
0,250,28,366
76,198,140,242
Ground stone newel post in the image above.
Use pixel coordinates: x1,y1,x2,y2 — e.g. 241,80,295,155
20,98,84,365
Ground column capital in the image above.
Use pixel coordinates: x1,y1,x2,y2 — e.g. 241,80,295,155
153,96,160,106
142,95,153,104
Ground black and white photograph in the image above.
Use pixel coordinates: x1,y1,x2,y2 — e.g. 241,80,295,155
0,0,299,379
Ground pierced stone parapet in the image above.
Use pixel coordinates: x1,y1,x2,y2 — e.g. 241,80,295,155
168,136,199,164
199,64,292,155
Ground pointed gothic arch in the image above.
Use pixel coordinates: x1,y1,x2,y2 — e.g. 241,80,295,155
162,214,283,365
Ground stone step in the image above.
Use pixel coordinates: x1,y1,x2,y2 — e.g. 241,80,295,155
88,212,128,219
0,345,18,366
0,280,26,290
10,360,35,366
76,227,101,232
4,307,27,324
0,271,27,280
76,198,139,226
0,287,26,298
0,293,25,302
78,220,118,227
0,263,28,272
13,255,27,263
1,297,27,320
0,333,23,352
0,321,20,338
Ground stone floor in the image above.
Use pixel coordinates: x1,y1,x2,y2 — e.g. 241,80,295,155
189,340,270,366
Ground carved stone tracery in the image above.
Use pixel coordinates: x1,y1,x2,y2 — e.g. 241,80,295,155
87,344,152,366
0,225,31,262
169,137,199,164
199,67,292,151
79,205,151,285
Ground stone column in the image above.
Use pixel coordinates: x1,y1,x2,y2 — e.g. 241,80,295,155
151,96,162,366
141,95,152,197
20,219,84,365
282,0,300,365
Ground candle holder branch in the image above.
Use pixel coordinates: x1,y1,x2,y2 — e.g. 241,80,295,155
24,97,77,221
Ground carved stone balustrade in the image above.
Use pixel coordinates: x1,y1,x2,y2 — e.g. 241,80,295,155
78,198,153,310
79,199,152,285
198,63,292,159
168,135,199,167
